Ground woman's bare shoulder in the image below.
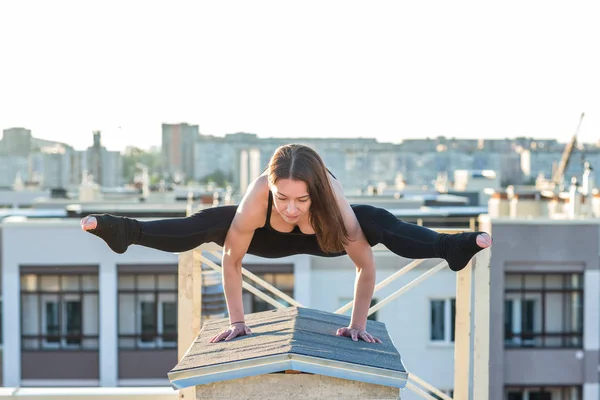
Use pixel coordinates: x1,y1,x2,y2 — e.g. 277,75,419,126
327,173,345,198
233,175,270,229
245,175,269,202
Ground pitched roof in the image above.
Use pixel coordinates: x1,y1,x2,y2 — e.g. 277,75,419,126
168,306,408,390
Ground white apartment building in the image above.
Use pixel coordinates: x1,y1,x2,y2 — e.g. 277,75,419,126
3,197,598,400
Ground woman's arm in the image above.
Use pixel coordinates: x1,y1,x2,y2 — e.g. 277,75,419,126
221,214,258,324
329,178,381,343
209,178,267,342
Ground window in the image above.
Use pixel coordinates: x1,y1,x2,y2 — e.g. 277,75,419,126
337,298,379,321
242,272,294,314
430,298,456,343
118,273,177,349
505,273,583,348
505,386,582,400
41,296,83,348
20,272,99,350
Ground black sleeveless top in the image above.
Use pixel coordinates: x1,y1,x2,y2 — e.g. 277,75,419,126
245,168,345,258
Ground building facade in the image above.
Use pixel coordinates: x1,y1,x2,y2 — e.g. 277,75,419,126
488,219,599,400
4,213,597,399
1,220,182,387
161,123,199,182
1,128,32,157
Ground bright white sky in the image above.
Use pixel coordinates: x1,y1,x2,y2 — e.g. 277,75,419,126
1,0,598,151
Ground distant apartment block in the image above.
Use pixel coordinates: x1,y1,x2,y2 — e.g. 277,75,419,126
3,123,600,198
520,148,600,185
193,137,236,183
0,155,29,189
193,133,402,193
1,127,32,157
188,133,571,194
0,148,81,190
0,128,122,190
85,131,122,188
29,145,75,189
161,123,199,182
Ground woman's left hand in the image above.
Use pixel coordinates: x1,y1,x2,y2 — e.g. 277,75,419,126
336,326,382,343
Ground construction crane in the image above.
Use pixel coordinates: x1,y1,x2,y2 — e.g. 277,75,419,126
551,112,585,191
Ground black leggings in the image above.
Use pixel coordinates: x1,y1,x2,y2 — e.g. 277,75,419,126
90,204,485,271
136,204,444,260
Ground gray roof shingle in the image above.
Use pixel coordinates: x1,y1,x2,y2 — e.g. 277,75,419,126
168,307,407,389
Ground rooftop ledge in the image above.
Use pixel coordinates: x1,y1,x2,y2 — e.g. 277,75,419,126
169,306,407,394
0,387,177,398
483,215,600,225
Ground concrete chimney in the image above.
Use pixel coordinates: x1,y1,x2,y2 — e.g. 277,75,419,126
567,177,581,219
582,162,594,217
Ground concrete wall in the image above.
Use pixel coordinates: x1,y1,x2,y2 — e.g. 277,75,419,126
22,351,99,380
118,350,177,380
194,373,400,400
504,349,585,385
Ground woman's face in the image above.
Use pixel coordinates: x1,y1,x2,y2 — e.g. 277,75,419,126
269,178,311,223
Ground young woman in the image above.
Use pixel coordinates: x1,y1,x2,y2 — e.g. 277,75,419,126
81,144,492,344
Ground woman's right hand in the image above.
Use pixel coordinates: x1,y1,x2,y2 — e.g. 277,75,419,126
209,322,252,343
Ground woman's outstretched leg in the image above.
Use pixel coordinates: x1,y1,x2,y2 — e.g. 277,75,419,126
81,206,238,254
351,205,491,272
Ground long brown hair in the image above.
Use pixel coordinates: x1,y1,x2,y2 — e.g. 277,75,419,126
268,144,350,253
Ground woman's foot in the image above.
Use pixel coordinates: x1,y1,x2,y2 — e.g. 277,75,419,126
476,232,492,248
438,231,492,272
81,216,98,230
81,214,139,254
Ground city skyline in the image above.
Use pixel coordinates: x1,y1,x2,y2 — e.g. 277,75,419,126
2,123,597,154
1,1,599,152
